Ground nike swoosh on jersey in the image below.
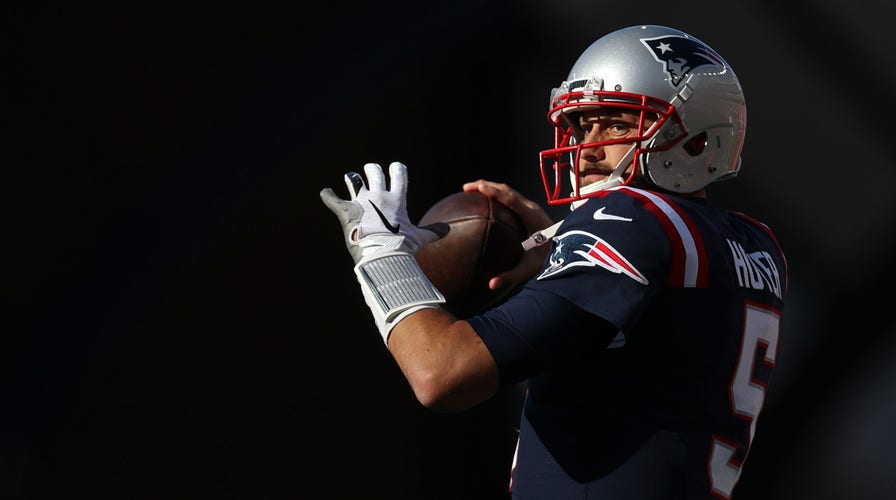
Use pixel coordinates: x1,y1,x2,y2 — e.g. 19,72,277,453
370,201,400,234
593,206,633,222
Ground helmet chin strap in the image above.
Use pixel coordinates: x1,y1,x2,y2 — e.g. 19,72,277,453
569,144,637,211
522,144,642,252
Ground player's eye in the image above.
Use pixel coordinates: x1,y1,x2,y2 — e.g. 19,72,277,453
606,122,633,138
579,119,633,140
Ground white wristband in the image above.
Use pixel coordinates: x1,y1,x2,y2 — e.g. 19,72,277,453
354,251,445,344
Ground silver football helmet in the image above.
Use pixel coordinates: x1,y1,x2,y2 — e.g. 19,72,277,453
539,25,746,206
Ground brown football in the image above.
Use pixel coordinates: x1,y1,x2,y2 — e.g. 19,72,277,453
415,190,528,317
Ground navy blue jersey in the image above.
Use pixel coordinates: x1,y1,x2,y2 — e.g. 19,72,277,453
469,186,787,499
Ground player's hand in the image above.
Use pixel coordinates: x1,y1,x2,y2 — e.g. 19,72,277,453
321,162,449,264
462,179,554,291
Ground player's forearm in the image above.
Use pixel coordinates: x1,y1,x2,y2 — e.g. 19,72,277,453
388,308,500,412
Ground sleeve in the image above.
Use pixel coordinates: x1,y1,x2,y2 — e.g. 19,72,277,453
468,289,618,385
527,189,671,334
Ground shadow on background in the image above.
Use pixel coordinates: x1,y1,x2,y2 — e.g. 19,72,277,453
6,1,895,498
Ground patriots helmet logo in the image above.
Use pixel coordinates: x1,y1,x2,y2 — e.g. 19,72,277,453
537,229,648,284
641,35,727,87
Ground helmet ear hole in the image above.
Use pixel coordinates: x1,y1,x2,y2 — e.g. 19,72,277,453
682,131,708,157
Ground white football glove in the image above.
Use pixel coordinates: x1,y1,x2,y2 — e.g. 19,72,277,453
320,162,449,344
320,162,447,263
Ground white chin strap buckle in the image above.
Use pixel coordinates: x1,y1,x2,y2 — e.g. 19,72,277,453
521,221,563,251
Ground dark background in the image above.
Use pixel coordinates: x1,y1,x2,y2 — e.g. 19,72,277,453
6,1,895,498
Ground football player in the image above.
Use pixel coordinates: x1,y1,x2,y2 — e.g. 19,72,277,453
321,24,787,499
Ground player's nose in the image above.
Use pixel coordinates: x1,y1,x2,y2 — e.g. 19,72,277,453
580,144,605,162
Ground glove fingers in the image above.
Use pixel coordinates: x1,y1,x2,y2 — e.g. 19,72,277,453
320,187,343,214
343,171,366,199
320,187,362,233
363,163,387,193
388,162,408,195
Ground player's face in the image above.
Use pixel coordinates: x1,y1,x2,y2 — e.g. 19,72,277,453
576,108,654,187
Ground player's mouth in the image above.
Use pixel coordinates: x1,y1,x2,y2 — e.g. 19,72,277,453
579,166,612,186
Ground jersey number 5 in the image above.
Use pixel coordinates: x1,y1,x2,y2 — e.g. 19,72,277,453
708,302,781,499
